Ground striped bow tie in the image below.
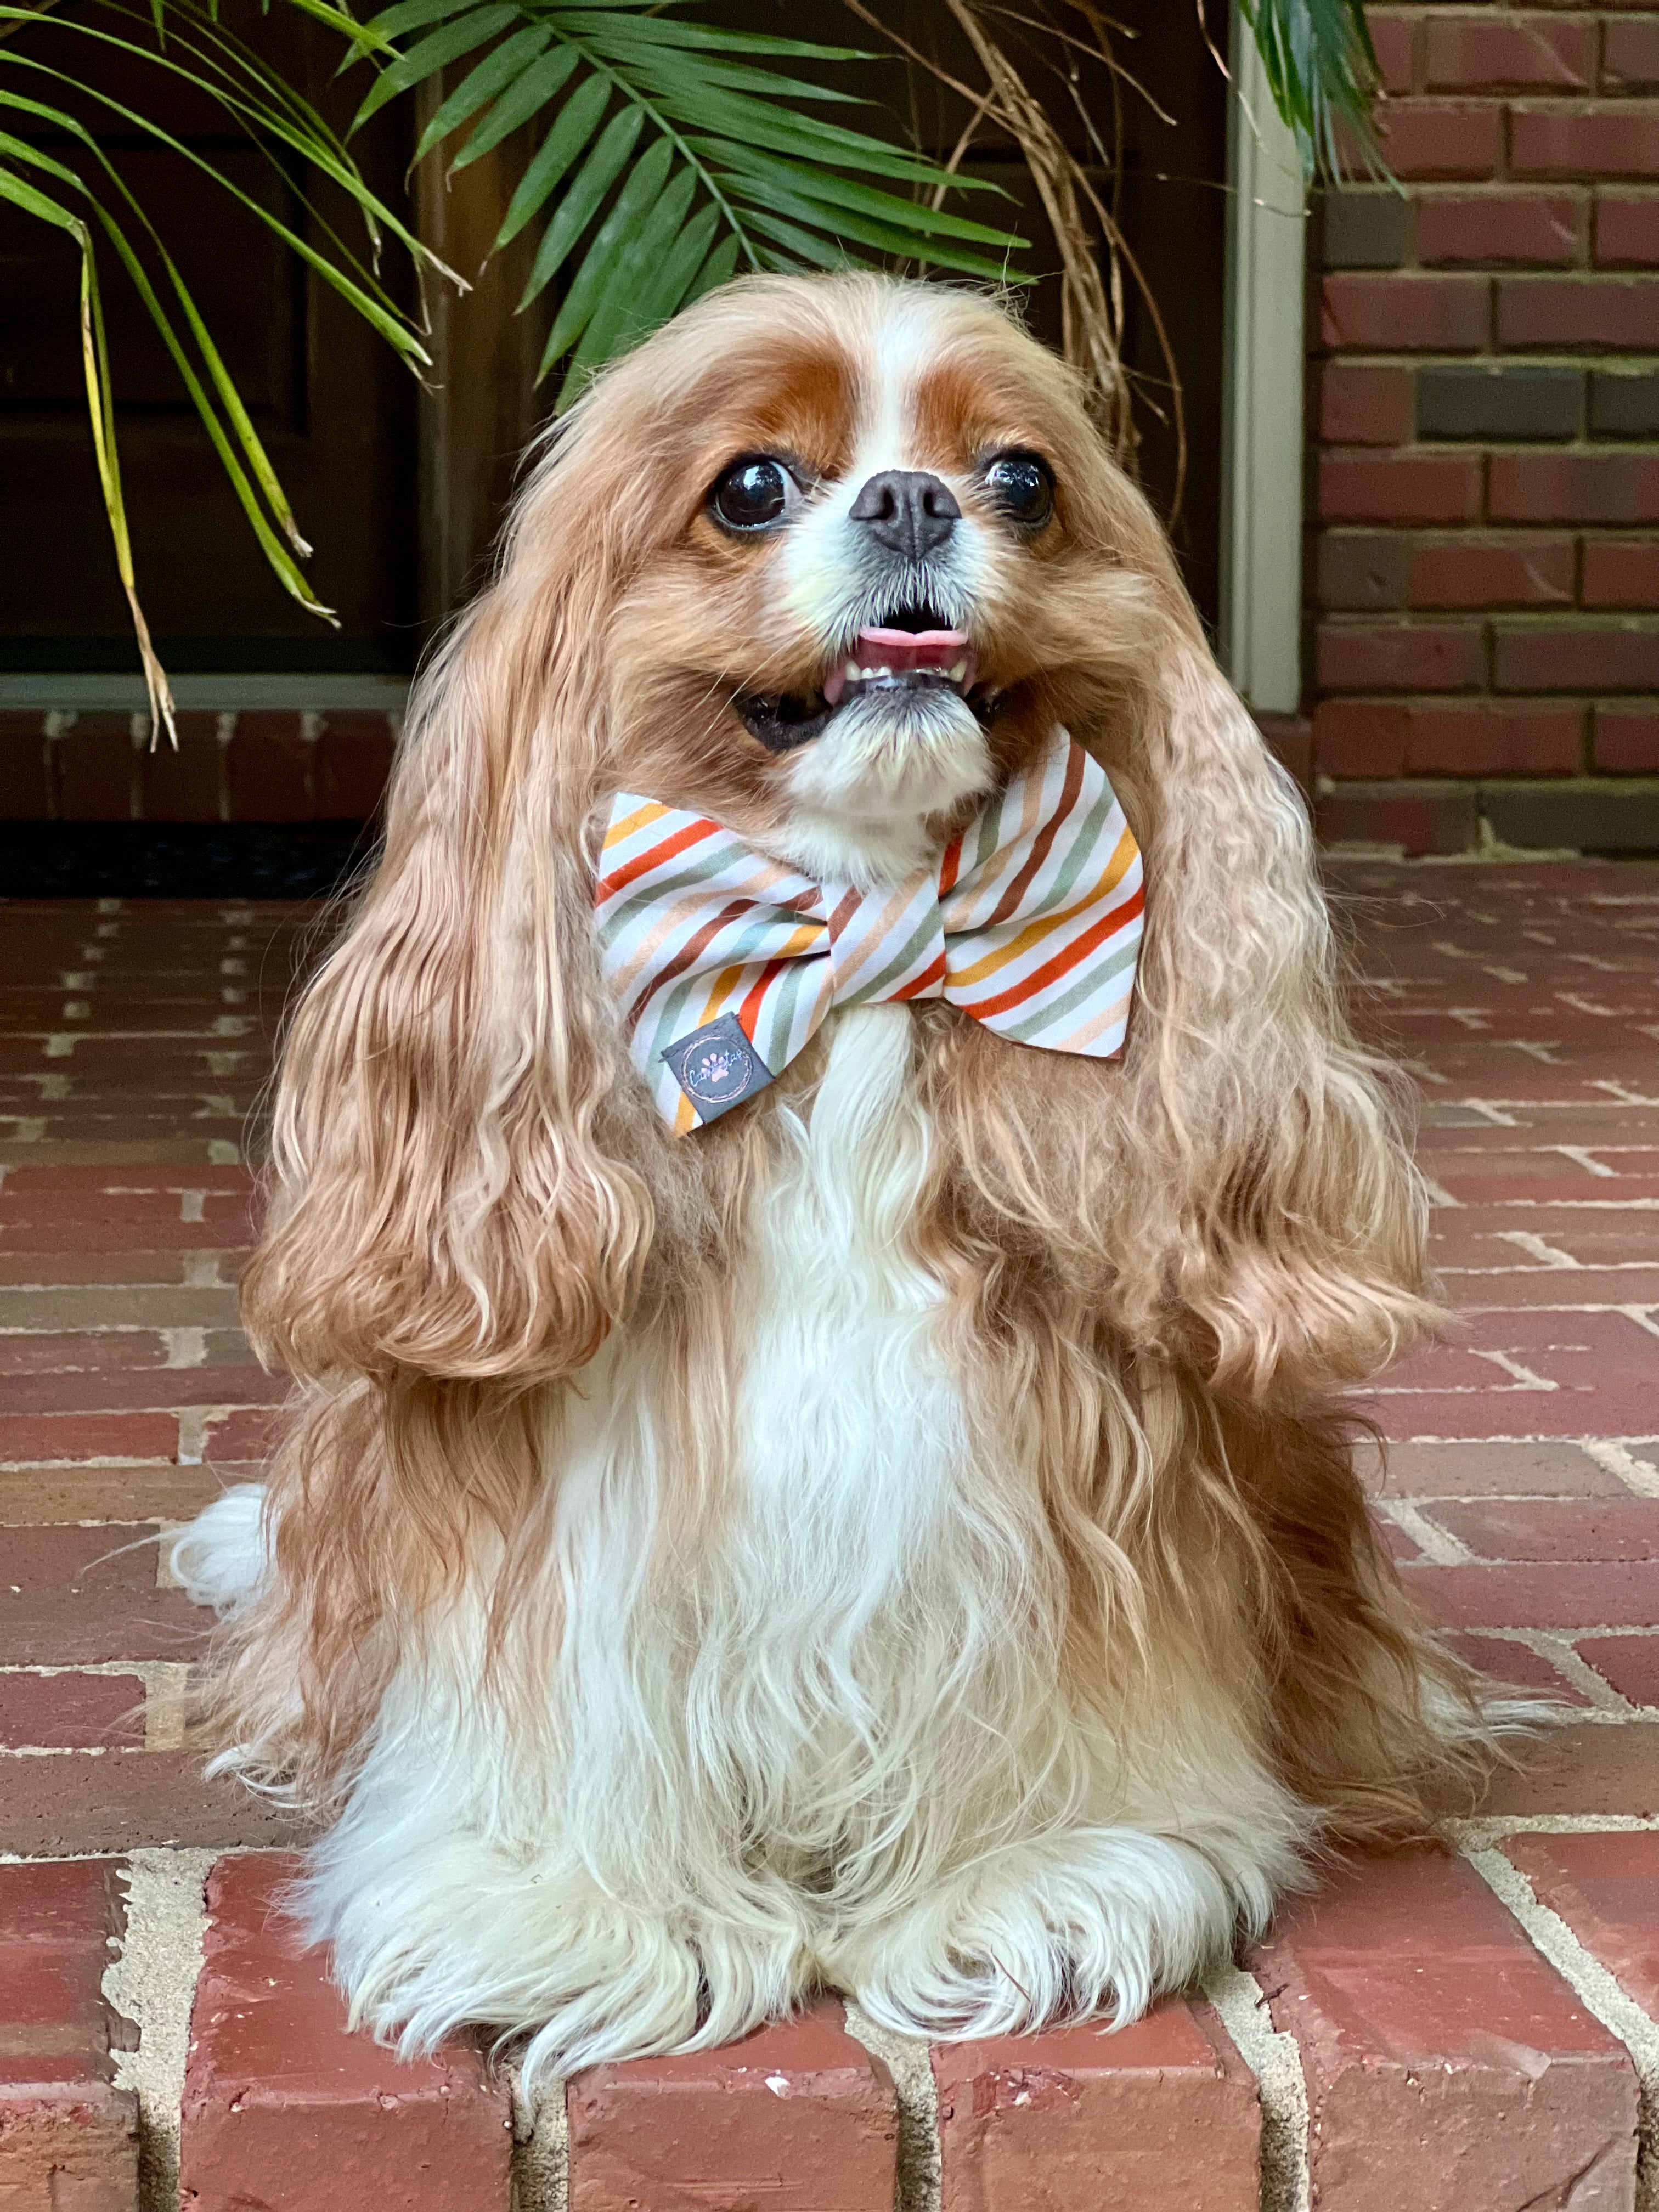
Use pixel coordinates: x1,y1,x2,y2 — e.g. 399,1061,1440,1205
595,724,1144,1134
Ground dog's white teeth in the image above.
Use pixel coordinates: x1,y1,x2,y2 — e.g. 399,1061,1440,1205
843,659,861,685
860,665,881,682
949,659,967,684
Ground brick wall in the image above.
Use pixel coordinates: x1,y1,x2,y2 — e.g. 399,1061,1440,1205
0,711,398,825
1312,1,1659,854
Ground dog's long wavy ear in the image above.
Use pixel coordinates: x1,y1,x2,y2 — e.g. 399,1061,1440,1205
1094,520,1435,1398
241,472,660,1387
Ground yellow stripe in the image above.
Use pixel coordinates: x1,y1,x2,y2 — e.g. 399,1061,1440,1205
674,1091,698,1137
947,825,1138,990
603,799,670,851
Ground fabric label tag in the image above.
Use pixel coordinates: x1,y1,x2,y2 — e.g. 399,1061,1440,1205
661,1011,774,1123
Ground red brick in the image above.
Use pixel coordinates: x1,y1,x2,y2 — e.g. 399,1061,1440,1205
1373,1438,1623,1496
1479,1719,1659,1816
1494,619,1659,691
1497,273,1659,345
1318,362,1414,445
1315,779,1479,853
1603,15,1659,91
1255,711,1313,787
0,1858,140,2212
1595,706,1659,770
1583,538,1659,608
0,1411,180,1464
1314,699,1410,778
53,718,139,825
1506,1834,1659,2026
225,713,315,823
1513,102,1659,179
1409,534,1574,607
1416,187,1584,266
201,1406,281,1461
1442,1629,1588,1702
1319,450,1483,525
1431,1497,1659,1561
180,1854,509,2212
0,1751,304,1854
1368,10,1417,94
1374,98,1504,178
1402,1561,1659,1629
1424,13,1594,91
140,713,225,823
0,714,50,821
931,2001,1259,2212
1595,191,1659,266
1317,620,1485,692
1576,1633,1659,1703
1490,451,1659,522
5,1523,161,1591
1403,700,1584,774
0,1587,210,1667
1256,1852,1637,2212
0,1462,225,1526
1321,272,1491,349
0,1672,143,1748
315,712,397,820
568,1999,895,2212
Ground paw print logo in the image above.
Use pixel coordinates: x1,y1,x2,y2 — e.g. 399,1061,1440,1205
691,1046,740,1092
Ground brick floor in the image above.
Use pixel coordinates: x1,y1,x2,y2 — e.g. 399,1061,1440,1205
3,866,1659,2209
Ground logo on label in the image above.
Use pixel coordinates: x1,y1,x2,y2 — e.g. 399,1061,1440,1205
662,1011,774,1122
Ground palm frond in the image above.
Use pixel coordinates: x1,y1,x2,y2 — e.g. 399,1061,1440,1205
0,0,454,723
356,0,1029,399
1234,0,1381,178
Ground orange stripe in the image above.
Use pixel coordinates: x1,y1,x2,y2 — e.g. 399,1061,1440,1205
937,833,964,899
891,950,947,1002
948,827,1138,989
968,884,1145,1019
596,816,719,902
603,799,669,851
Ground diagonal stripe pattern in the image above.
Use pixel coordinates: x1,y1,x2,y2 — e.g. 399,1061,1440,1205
594,724,1144,1132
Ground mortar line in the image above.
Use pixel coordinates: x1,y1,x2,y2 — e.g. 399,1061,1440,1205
843,1999,940,2212
1204,1959,1310,2212
102,1846,215,2212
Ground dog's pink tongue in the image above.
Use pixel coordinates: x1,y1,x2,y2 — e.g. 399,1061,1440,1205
858,625,970,675
821,627,974,705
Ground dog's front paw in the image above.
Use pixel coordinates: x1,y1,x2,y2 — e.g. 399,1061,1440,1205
836,1827,1245,2040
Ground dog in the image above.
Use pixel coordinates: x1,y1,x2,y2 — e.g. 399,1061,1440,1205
174,273,1498,2081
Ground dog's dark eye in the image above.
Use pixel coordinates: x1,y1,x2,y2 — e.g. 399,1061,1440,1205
709,456,795,533
984,452,1055,529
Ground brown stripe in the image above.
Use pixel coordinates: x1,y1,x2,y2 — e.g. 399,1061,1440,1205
982,743,1086,929
627,899,771,1028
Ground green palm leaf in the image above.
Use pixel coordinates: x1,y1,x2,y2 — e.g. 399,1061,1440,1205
1237,0,1381,177
362,0,1029,400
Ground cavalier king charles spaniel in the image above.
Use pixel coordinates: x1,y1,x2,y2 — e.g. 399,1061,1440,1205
174,273,1500,2080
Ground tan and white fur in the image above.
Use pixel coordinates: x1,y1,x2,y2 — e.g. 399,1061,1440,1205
174,274,1499,2082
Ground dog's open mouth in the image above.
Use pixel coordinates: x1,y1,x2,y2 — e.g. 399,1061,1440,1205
736,601,1005,753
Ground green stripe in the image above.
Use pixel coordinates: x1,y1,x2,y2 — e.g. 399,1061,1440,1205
995,933,1140,1044
757,955,817,1072
837,907,946,1007
602,839,755,938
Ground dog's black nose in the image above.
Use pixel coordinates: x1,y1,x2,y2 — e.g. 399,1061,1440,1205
849,469,960,562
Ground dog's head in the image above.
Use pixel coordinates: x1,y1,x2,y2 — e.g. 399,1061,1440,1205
518,275,1158,882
